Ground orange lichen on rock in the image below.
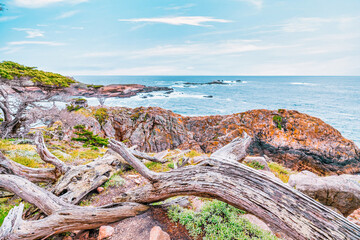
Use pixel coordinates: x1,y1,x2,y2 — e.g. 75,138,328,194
103,107,360,175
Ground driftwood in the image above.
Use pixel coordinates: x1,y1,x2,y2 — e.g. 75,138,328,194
0,174,148,240
210,132,252,162
109,139,360,240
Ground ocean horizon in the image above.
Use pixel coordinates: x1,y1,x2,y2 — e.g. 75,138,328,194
74,75,360,147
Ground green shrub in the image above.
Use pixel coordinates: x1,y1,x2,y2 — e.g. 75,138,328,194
72,125,108,147
87,84,103,89
94,108,109,125
168,200,278,240
66,104,83,112
0,61,75,87
245,161,264,170
273,115,283,130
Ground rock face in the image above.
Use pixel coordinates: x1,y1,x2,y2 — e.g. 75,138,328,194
108,107,360,175
288,171,360,216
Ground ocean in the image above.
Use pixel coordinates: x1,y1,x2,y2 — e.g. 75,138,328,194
74,76,360,147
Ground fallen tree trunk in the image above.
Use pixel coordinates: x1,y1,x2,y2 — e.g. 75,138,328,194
109,139,360,240
1,131,169,204
0,174,149,240
0,151,57,182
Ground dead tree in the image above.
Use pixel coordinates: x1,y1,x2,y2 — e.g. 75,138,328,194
1,138,360,239
0,79,69,139
0,131,166,204
109,140,360,240
0,174,148,240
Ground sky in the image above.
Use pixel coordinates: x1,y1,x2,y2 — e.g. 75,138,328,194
0,0,360,76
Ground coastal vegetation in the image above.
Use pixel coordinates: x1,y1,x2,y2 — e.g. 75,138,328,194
168,200,278,240
72,124,109,147
0,61,75,87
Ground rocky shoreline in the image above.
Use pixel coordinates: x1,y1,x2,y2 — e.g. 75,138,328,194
72,83,173,98
47,106,360,176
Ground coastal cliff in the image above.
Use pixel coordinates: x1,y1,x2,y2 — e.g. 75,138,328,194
104,107,360,175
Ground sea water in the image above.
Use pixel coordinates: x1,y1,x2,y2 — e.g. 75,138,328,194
74,76,360,146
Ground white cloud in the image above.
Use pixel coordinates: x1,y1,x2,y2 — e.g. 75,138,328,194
56,10,79,19
71,27,84,30
118,16,231,27
164,4,196,10
238,0,263,9
13,0,87,8
131,40,281,58
0,16,19,22
13,28,44,38
69,66,178,75
8,41,64,46
280,17,359,33
79,51,122,58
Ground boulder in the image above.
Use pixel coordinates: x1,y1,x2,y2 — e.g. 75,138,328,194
149,226,170,240
288,171,360,216
98,226,114,240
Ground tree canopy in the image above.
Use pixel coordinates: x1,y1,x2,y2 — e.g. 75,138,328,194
0,61,76,88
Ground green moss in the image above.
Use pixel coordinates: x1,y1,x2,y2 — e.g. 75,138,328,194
268,162,290,183
0,203,13,225
94,108,109,125
87,84,103,89
273,115,283,130
167,162,175,169
185,150,202,158
11,154,41,168
66,104,83,112
103,174,125,189
130,112,141,121
168,200,278,240
72,125,108,147
245,161,265,170
0,61,75,87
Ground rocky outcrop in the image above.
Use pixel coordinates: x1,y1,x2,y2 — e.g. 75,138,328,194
108,107,360,175
288,171,360,216
72,83,172,98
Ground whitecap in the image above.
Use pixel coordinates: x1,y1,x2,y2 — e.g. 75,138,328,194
290,82,318,86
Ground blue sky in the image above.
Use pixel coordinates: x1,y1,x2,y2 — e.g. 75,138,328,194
0,0,359,75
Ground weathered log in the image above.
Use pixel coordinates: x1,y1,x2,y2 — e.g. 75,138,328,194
34,131,70,175
0,189,14,198
129,148,167,163
210,132,252,162
109,139,360,240
52,150,124,204
0,151,57,182
0,174,148,240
